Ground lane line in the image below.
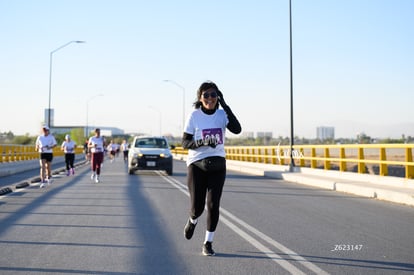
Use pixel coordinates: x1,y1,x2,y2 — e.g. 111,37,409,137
219,214,306,274
159,172,329,275
221,208,329,275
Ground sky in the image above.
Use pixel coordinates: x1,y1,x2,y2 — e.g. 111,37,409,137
1,0,413,139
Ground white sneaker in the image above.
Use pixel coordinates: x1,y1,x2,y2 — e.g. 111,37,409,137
95,176,100,183
91,173,96,180
40,182,45,188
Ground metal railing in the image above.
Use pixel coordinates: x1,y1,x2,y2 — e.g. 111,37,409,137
172,144,414,179
3,143,413,179
0,144,84,162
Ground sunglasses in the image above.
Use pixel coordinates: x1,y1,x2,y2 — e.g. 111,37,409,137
202,91,217,99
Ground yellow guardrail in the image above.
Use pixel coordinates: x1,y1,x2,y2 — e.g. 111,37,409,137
0,144,84,163
172,144,414,179
3,143,413,179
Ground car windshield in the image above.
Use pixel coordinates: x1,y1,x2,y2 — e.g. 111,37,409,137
135,138,168,149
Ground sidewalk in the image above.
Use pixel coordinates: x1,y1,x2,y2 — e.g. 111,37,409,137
0,157,73,177
225,160,414,207
0,157,87,195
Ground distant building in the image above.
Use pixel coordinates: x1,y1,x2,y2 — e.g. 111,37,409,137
256,132,273,139
51,126,124,137
43,108,124,137
317,126,335,140
241,131,254,139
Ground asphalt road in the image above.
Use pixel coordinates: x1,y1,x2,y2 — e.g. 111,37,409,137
0,157,413,274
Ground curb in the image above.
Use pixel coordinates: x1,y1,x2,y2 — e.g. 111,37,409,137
15,181,30,189
0,160,89,196
0,187,13,196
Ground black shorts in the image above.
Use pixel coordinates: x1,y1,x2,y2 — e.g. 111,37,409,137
40,153,53,162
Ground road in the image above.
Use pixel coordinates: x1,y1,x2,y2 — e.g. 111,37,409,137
0,157,413,274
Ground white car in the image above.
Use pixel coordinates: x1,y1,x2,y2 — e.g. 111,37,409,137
128,136,174,175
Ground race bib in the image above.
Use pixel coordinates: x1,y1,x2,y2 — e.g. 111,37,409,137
202,128,223,146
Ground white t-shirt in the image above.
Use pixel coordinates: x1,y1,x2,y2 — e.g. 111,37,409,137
36,134,57,153
107,143,117,152
62,140,76,154
121,143,129,151
184,108,228,166
89,136,104,153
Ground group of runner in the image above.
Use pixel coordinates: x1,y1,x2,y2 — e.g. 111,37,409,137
36,126,129,186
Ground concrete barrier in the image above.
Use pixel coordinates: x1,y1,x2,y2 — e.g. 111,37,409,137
0,157,66,177
0,155,87,196
0,154,88,178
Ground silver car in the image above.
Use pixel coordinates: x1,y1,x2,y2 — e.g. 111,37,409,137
128,136,173,175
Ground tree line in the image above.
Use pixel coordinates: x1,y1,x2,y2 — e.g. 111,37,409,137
1,130,412,147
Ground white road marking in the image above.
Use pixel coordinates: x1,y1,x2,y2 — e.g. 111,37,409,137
159,172,329,275
221,208,329,275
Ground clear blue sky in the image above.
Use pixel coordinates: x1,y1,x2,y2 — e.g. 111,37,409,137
1,0,413,139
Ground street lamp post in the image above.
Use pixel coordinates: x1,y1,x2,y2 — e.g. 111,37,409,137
86,94,103,138
163,80,185,132
289,0,295,172
48,40,86,128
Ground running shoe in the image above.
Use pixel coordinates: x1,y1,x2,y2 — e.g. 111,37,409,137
184,219,197,240
95,176,100,183
71,168,75,175
91,173,95,181
39,179,48,188
202,241,215,256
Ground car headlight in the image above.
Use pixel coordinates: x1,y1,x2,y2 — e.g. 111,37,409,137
160,152,172,158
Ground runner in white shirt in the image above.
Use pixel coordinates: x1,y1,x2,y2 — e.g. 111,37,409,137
121,139,129,162
61,134,76,176
181,81,241,256
35,125,57,188
88,128,105,183
107,140,117,163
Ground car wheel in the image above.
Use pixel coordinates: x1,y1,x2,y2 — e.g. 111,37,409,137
166,168,173,176
128,168,134,175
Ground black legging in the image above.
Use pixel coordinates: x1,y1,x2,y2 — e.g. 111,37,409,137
187,163,226,232
65,153,75,170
